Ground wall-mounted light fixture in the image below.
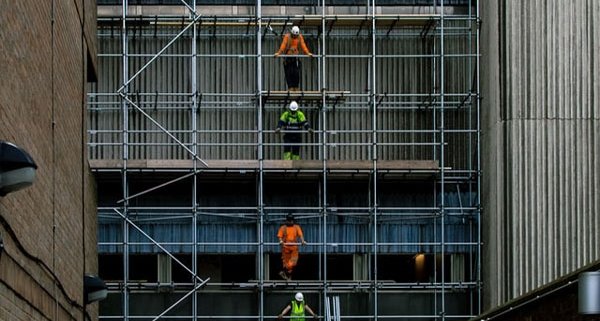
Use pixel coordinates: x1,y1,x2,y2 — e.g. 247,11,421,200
579,271,600,314
0,141,37,196
84,274,107,304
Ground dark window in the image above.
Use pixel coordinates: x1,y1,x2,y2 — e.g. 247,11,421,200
269,254,353,281
172,254,193,283
99,253,159,282
99,253,124,281
129,254,158,282
326,255,353,280
269,253,319,281
222,255,256,283
376,254,451,283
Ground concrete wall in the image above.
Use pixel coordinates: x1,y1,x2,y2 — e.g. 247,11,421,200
472,261,600,321
481,0,600,311
0,0,97,320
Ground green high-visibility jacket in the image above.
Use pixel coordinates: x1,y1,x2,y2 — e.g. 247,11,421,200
290,300,306,320
278,110,310,131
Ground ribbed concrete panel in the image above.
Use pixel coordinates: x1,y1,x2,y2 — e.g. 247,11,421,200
482,0,600,310
504,120,600,293
500,1,600,120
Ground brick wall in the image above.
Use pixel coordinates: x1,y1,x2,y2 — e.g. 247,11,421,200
0,0,97,320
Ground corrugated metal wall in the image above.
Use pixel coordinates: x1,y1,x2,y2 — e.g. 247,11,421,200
482,0,600,310
89,21,477,168
98,190,477,254
98,0,471,5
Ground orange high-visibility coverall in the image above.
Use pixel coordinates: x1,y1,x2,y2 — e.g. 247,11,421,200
275,33,312,89
277,224,304,274
275,33,312,56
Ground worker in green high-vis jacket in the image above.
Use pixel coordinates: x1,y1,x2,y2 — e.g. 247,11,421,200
275,101,313,160
278,292,318,320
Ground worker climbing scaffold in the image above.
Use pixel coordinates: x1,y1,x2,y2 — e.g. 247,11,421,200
277,214,307,280
275,101,313,160
274,25,313,91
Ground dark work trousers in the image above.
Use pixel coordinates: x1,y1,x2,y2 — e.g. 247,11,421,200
283,132,302,156
283,57,301,89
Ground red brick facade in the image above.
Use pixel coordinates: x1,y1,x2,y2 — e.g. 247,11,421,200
0,1,97,320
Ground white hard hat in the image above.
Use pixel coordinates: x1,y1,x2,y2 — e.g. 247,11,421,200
289,101,299,111
295,292,304,302
291,26,300,35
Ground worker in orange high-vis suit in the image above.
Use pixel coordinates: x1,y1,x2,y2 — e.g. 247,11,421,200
277,214,306,280
274,26,313,91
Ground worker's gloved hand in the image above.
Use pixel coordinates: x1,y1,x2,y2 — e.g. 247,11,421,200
274,53,280,58
308,53,314,58
275,128,281,133
313,315,318,319
308,128,314,134
302,240,307,245
278,314,283,320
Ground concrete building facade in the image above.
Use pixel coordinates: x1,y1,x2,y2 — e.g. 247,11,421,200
481,0,600,311
0,1,98,320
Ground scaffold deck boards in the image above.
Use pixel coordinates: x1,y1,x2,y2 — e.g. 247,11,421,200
98,14,440,28
90,159,439,171
259,90,351,104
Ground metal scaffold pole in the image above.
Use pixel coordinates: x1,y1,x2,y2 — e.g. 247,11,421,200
475,0,482,315
120,2,130,320
256,0,266,319
439,0,447,319
320,0,328,314
192,1,199,319
370,0,379,317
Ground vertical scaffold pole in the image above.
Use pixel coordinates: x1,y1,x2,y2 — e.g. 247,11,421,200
320,0,328,308
191,1,199,319
120,1,130,320
256,1,265,320
475,0,482,315
370,0,378,318
440,0,447,320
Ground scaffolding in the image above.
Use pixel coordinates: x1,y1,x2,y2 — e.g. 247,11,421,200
88,0,481,320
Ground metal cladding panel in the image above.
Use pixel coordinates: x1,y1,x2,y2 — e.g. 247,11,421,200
89,22,476,167
97,190,476,254
482,0,600,309
98,220,475,254
98,0,471,5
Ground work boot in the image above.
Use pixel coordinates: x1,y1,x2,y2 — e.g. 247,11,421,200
279,271,289,280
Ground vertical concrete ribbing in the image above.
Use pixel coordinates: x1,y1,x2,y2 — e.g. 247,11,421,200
482,0,600,310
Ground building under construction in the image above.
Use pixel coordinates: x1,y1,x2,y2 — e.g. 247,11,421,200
87,0,600,320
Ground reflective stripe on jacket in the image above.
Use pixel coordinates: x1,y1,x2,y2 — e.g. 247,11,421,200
277,111,309,131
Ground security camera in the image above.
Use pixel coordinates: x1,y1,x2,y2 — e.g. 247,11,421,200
84,274,107,304
0,141,37,196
